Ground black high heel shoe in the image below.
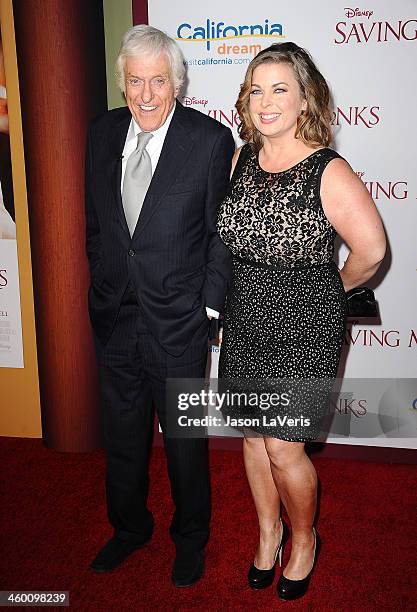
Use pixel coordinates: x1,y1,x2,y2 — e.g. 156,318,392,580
248,518,289,589
277,527,321,600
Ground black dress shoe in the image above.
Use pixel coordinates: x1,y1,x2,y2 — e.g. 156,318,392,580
248,518,289,589
90,535,149,572
277,528,321,600
172,550,205,588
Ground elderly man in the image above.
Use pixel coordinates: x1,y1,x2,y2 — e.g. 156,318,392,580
85,25,234,587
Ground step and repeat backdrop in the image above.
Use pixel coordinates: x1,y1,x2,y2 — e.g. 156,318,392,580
0,21,22,367
141,0,417,448
0,0,41,437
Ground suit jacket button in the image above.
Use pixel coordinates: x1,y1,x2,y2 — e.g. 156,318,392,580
128,249,135,257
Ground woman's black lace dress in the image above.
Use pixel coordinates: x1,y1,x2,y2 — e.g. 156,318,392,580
217,144,347,441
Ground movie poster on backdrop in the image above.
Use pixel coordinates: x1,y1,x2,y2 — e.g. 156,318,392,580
0,25,23,367
144,0,417,447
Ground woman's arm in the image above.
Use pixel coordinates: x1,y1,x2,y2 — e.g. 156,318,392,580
320,158,386,291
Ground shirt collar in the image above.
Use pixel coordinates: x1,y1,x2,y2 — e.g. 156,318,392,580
129,99,176,144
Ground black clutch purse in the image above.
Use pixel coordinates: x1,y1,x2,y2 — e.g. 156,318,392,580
345,287,379,318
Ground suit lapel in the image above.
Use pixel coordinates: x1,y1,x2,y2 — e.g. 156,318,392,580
133,102,195,240
108,109,131,238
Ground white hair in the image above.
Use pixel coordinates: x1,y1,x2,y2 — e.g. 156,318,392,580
116,25,186,94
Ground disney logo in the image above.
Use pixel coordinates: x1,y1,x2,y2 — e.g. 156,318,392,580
182,96,208,108
344,7,374,19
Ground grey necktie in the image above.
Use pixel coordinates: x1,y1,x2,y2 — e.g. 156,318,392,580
122,131,153,236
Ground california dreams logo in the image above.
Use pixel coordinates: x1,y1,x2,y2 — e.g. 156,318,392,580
335,8,417,44
176,18,284,51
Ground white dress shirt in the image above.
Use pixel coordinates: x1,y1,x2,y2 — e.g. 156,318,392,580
121,101,176,186
121,101,218,320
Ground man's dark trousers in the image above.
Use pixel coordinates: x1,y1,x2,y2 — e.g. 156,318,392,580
96,282,210,555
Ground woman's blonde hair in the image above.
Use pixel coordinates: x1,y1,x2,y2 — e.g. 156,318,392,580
236,42,332,150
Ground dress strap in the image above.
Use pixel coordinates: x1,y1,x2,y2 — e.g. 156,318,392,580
230,143,253,184
312,148,346,199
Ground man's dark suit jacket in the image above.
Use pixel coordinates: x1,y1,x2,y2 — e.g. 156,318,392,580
85,101,235,356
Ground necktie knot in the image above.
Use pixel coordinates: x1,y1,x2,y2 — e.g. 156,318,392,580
136,131,153,152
